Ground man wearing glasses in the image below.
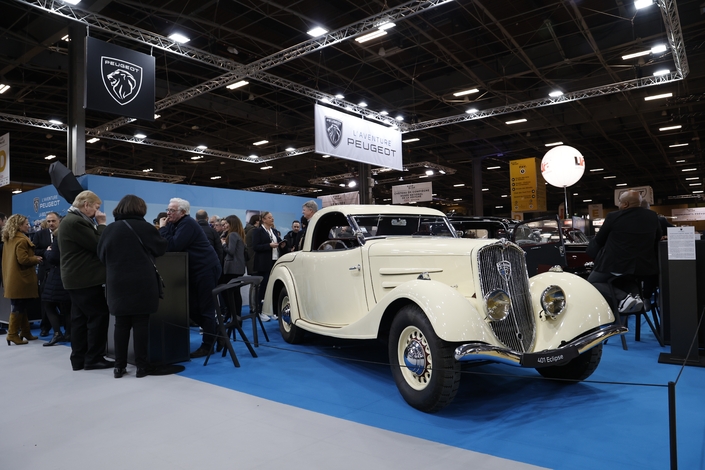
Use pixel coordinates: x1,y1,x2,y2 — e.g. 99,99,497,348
159,198,221,358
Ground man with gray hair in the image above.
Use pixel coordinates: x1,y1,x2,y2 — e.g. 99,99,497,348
295,200,319,251
587,190,662,313
159,198,222,358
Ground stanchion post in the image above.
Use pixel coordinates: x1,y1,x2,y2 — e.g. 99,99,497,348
668,381,677,470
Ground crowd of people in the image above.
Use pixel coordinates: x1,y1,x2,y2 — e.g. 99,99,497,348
0,192,319,378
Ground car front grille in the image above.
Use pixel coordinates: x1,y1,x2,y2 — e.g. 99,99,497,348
477,240,535,353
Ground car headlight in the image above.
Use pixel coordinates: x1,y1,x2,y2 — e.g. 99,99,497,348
484,289,511,322
541,285,566,319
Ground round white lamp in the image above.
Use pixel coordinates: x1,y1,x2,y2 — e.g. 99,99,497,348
541,145,585,218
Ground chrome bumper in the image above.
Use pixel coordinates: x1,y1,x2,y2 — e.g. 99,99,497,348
454,324,627,366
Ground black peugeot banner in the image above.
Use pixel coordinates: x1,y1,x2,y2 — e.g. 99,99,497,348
86,36,155,121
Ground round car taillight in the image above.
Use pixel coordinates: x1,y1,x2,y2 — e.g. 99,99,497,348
541,285,566,319
484,289,511,322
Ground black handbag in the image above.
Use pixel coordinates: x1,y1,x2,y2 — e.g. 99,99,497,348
122,221,165,299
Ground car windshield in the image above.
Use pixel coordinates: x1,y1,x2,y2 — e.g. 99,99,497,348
513,219,562,245
351,214,457,238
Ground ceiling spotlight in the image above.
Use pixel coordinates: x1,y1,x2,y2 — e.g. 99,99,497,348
348,181,357,188
670,143,689,148
583,199,593,203
62,0,81,5
395,115,404,121
380,111,388,116
253,140,269,146
616,183,628,187
168,33,190,44
260,166,273,170
453,183,465,187
453,88,479,97
402,138,419,143
487,166,501,170
644,93,672,101
142,168,153,172
226,80,249,90
335,94,345,99
659,125,682,131
45,155,57,160
12,189,22,194
682,168,697,172
651,44,667,54
49,119,63,125
285,147,296,152
210,176,222,180
86,138,100,144
248,155,258,159
549,91,564,97
634,0,654,9
227,46,239,55
355,30,387,43
358,101,367,108
134,133,147,139
590,168,604,172
307,26,328,37
425,170,434,176
466,108,478,114
153,114,161,119
453,198,462,201
545,141,563,147
191,156,203,160
653,69,670,76
505,118,527,125
321,154,330,158
0,84,10,94
339,183,346,187
61,34,70,41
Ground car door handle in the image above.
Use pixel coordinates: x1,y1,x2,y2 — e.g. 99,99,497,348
349,264,361,271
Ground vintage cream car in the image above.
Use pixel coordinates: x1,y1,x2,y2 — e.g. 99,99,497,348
262,205,625,412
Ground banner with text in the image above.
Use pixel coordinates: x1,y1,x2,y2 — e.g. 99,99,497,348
86,37,156,121
392,182,432,204
315,104,402,170
510,157,546,212
0,133,8,188
321,191,360,207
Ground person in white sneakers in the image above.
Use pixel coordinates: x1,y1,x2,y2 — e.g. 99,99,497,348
251,211,283,322
587,190,662,314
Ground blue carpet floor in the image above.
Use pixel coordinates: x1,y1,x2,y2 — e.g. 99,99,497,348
180,313,705,470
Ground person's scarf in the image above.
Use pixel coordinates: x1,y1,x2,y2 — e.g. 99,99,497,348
67,206,98,228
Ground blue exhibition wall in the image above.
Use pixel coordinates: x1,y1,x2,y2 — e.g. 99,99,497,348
12,174,316,235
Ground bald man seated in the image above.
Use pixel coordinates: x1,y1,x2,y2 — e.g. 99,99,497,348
587,190,662,313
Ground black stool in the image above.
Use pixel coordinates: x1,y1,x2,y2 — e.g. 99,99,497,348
204,276,265,367
607,275,664,350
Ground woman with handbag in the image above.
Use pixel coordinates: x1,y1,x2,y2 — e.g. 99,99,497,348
1,214,42,345
97,195,168,378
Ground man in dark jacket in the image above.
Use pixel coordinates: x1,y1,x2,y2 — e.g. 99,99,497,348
195,209,223,265
34,211,60,336
159,198,222,358
58,190,114,371
587,190,662,313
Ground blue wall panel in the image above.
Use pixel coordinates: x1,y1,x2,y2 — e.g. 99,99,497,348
12,175,317,235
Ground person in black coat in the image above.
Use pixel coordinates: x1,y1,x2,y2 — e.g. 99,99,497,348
251,211,283,321
41,229,72,346
98,195,168,378
159,198,222,358
34,211,61,336
195,209,223,265
587,190,662,312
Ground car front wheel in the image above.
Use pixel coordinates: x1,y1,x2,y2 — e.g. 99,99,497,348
388,304,461,413
277,286,304,344
536,343,603,382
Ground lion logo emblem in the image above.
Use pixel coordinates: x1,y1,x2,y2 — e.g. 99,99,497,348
101,57,143,106
325,117,343,148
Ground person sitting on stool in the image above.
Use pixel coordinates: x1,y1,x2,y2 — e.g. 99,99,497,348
587,190,662,313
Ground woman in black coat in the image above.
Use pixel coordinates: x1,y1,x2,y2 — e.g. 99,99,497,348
41,229,72,346
97,195,168,378
251,211,282,321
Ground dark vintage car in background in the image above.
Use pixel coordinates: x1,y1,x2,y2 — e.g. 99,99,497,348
448,215,593,278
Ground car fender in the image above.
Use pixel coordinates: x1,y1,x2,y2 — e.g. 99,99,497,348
529,272,615,350
366,279,498,343
262,264,300,320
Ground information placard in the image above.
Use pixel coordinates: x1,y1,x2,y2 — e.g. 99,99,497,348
667,226,696,260
510,157,546,212
392,182,432,204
